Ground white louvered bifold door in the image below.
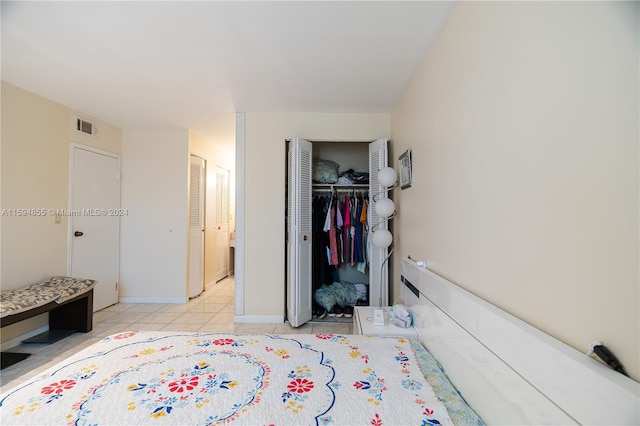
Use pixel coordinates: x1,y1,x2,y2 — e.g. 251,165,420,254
369,138,389,306
286,138,313,327
189,155,206,298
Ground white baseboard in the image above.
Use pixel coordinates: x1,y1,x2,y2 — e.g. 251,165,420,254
118,297,187,304
234,315,284,323
0,325,49,351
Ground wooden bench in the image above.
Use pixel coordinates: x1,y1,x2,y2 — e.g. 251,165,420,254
1,276,95,369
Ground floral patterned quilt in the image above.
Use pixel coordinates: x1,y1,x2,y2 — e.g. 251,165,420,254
0,276,95,318
0,331,484,425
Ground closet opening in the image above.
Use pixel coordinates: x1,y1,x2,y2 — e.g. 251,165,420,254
285,138,390,327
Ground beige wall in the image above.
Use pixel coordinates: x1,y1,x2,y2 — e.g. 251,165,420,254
188,115,236,286
119,128,189,302
1,83,69,288
241,112,390,317
1,82,121,343
391,1,639,380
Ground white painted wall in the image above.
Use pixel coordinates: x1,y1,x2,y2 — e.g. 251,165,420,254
119,128,189,303
2,83,69,288
391,1,639,380
1,82,121,342
239,112,390,319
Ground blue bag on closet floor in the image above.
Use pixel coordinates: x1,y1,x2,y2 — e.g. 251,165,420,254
314,281,358,312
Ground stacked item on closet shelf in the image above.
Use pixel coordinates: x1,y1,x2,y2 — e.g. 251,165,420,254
337,169,369,185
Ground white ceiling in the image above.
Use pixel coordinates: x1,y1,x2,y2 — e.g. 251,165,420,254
1,1,455,141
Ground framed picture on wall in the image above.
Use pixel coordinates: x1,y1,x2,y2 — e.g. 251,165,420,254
399,149,412,190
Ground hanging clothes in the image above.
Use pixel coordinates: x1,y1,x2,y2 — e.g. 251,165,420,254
353,194,364,264
360,196,367,260
357,195,368,272
313,195,333,287
311,188,369,291
342,195,351,265
328,203,339,266
335,195,344,264
350,194,358,266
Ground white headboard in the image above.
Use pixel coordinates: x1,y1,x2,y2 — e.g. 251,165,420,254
400,257,639,425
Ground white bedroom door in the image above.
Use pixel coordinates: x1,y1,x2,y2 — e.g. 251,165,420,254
286,138,313,327
189,155,206,298
214,167,230,281
69,145,120,311
368,138,389,307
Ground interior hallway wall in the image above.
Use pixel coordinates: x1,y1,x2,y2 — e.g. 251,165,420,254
119,128,189,302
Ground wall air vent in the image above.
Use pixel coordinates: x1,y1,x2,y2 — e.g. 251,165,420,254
76,117,96,136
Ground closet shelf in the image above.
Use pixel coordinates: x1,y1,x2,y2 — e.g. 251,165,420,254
312,183,368,188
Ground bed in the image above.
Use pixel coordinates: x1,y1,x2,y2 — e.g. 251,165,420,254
2,257,638,425
398,257,640,425
0,331,482,425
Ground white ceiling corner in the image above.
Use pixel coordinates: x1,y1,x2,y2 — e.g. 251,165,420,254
1,1,455,140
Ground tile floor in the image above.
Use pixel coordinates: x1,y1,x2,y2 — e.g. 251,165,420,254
0,277,352,393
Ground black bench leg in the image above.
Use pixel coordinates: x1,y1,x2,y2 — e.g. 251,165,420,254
49,291,94,333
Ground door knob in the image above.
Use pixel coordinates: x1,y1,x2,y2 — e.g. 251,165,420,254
74,231,84,237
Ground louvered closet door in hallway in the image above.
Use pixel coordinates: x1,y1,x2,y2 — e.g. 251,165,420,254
189,155,206,298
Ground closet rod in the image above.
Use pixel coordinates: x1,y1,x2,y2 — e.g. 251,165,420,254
312,184,368,187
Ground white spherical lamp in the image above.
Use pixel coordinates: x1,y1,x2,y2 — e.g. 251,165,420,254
371,229,393,248
378,167,397,188
374,198,395,218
